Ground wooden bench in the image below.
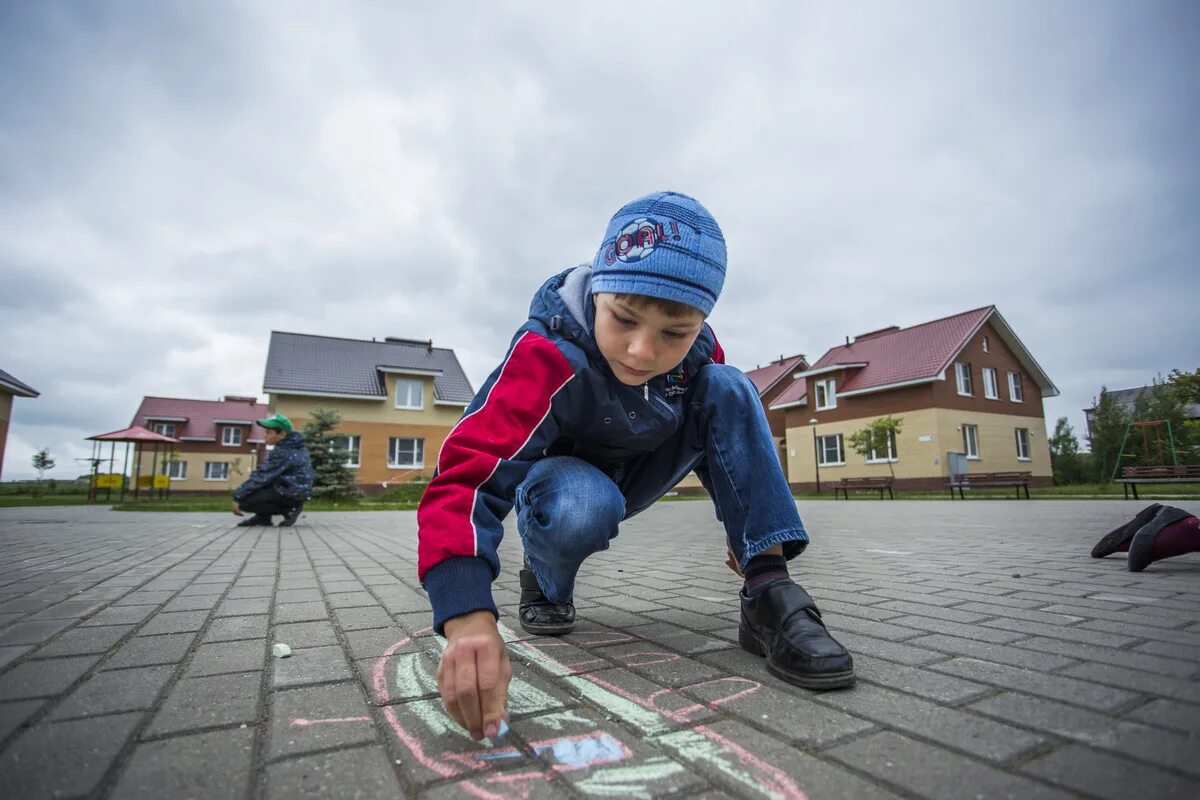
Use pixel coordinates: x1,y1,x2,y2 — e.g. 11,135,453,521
835,476,895,500
1116,464,1200,500
948,471,1032,499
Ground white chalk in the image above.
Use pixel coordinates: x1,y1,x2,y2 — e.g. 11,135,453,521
272,643,292,658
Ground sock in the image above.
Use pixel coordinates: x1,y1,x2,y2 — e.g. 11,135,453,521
1149,516,1200,562
744,554,789,595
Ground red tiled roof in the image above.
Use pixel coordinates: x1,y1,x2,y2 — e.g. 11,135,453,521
88,425,179,443
771,376,808,408
810,306,994,393
743,355,806,397
132,396,269,441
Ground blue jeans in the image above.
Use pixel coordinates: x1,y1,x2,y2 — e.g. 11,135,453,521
515,364,808,604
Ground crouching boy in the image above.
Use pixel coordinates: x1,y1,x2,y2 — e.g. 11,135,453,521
417,191,854,741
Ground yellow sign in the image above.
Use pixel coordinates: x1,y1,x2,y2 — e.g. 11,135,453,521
153,475,169,489
94,474,123,489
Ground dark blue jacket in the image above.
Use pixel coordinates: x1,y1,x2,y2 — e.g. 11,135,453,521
418,265,723,630
233,431,313,502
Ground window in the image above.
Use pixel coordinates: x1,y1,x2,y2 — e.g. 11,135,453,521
982,336,990,353
816,434,845,466
814,378,837,410
1015,428,1031,460
955,363,973,396
865,431,898,463
221,427,243,446
388,437,425,468
330,435,362,468
962,424,980,459
1008,371,1024,402
160,460,187,480
982,367,999,400
204,462,229,481
152,422,176,437
395,379,424,410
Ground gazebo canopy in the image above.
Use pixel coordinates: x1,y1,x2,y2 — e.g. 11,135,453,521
87,425,180,444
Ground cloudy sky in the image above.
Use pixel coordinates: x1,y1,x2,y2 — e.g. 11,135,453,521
2,1,1197,480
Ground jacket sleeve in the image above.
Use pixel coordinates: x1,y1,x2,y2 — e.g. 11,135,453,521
418,330,576,633
233,447,285,501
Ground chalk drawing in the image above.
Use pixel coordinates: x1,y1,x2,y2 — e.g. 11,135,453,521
371,624,810,800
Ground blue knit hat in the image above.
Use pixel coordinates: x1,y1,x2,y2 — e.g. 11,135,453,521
590,191,726,315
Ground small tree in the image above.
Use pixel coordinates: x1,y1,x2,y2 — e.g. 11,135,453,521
302,408,362,501
1088,387,1129,482
31,448,56,482
1048,417,1085,485
847,416,904,479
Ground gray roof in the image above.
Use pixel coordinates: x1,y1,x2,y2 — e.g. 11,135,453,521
1085,385,1200,419
0,368,38,397
263,332,475,403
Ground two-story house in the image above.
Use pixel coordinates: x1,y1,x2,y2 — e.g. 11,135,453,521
743,354,809,480
131,395,269,492
768,306,1058,491
0,368,39,480
262,332,475,490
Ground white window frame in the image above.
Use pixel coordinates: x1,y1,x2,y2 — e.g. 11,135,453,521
388,437,425,469
1015,428,1032,461
814,378,837,411
982,367,999,400
962,424,980,459
864,431,898,463
152,422,176,437
161,460,187,480
955,363,973,396
204,462,229,481
395,379,424,410
221,427,243,446
982,336,990,353
816,434,845,467
330,435,362,468
1008,371,1024,402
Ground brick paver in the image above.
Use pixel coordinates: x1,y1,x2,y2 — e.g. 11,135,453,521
0,500,1198,799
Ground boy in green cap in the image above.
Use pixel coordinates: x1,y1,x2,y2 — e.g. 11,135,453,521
232,413,313,527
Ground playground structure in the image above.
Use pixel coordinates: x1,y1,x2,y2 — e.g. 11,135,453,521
85,425,181,502
1109,419,1178,483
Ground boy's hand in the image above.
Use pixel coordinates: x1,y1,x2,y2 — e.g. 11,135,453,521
232,501,244,517
439,610,511,740
725,545,743,576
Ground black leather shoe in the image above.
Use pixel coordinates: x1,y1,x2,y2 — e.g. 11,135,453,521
237,514,273,527
740,579,855,690
278,504,304,528
1091,503,1161,558
519,567,575,635
1128,505,1192,573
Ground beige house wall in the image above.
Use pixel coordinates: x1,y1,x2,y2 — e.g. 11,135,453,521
269,374,467,486
784,407,1051,486
133,448,260,493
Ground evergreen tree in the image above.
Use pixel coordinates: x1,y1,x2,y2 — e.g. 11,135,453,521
1048,417,1084,485
1088,387,1129,482
302,408,362,501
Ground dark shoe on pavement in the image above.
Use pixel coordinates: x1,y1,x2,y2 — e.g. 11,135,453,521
278,504,304,528
237,514,273,527
1091,503,1162,558
739,578,855,690
519,567,575,635
1128,505,1195,572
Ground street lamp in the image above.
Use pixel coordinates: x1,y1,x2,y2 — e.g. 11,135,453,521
809,418,820,494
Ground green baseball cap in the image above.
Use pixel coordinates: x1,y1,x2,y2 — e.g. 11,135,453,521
256,413,294,433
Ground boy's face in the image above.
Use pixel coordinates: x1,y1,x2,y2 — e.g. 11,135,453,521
593,293,705,385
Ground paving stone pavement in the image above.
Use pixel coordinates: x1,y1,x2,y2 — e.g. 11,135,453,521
0,499,1198,799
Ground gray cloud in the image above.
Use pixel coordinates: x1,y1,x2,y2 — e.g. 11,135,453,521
2,1,1198,478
